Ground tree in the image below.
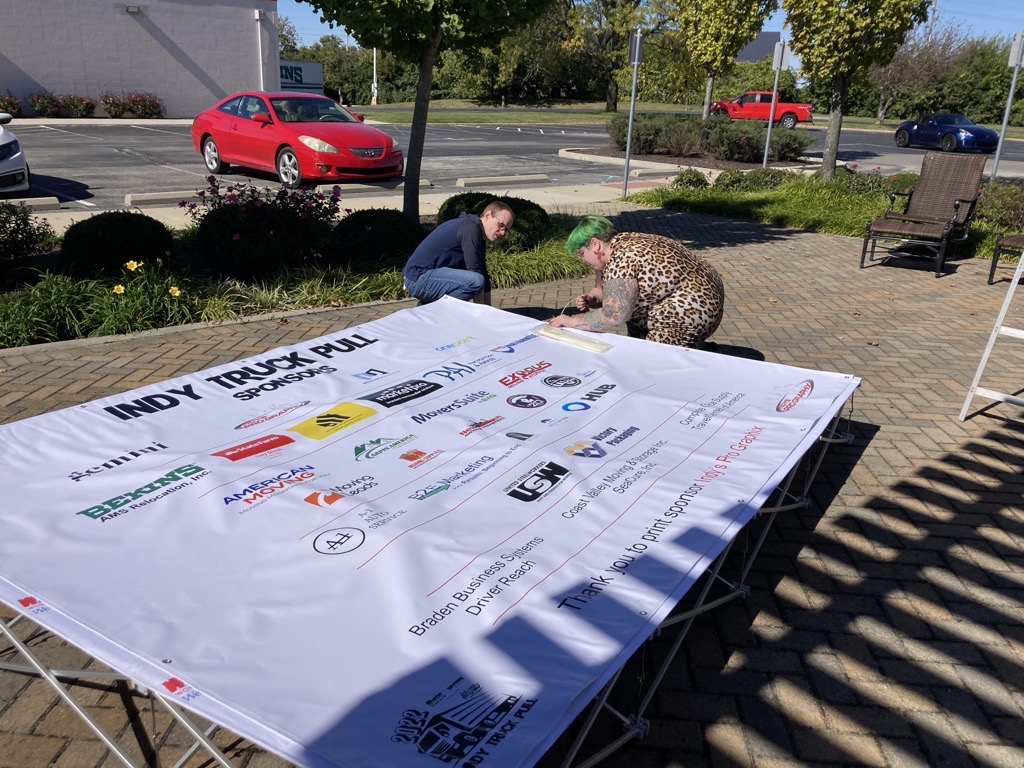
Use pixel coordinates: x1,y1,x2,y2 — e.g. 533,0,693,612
867,17,967,123
278,17,301,58
672,0,778,119
304,0,555,218
784,0,930,180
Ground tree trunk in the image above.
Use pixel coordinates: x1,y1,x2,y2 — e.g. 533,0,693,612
701,70,715,120
605,78,618,113
819,74,848,182
403,24,443,220
876,93,895,124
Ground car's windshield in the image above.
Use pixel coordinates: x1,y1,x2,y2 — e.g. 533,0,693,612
935,114,973,126
270,98,357,123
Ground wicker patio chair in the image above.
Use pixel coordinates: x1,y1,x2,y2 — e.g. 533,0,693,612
988,233,1024,285
860,150,988,277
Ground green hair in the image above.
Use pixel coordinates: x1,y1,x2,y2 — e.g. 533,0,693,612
565,215,617,256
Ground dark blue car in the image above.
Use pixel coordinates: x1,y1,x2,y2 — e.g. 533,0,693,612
894,113,999,153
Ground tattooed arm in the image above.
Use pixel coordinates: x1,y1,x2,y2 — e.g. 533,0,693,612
550,278,637,331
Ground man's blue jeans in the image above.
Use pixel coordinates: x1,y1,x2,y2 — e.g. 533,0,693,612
404,268,485,303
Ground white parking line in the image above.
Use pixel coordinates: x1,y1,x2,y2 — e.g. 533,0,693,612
37,125,102,141
131,125,190,135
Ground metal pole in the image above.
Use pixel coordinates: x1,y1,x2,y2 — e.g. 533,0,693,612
991,31,1023,181
622,29,643,198
762,66,782,168
371,48,378,105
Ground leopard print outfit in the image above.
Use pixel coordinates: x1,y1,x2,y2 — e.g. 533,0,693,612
602,232,725,348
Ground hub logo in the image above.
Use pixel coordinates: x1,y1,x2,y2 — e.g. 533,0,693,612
543,375,581,388
504,461,570,502
564,440,607,458
212,434,294,461
562,384,617,412
234,401,309,430
360,380,442,409
287,402,377,440
507,394,547,408
500,361,552,388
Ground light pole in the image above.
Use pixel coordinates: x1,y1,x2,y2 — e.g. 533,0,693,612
762,40,789,169
371,47,378,106
990,30,1023,181
622,28,643,199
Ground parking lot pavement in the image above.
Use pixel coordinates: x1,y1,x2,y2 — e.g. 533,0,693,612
2,200,1024,768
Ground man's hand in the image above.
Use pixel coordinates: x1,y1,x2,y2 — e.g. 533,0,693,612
575,293,595,311
548,314,572,328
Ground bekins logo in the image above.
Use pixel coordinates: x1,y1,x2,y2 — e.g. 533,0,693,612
360,379,442,408
234,402,310,430
213,434,294,461
500,361,552,388
504,461,571,502
77,464,207,520
777,380,814,412
287,402,377,439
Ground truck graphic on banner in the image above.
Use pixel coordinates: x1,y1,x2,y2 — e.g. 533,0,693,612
392,684,521,762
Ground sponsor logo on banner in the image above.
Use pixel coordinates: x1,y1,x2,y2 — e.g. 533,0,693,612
504,461,570,502
354,435,417,461
162,677,201,702
409,455,499,500
424,363,476,382
77,464,208,521
212,434,294,461
491,334,537,354
435,336,475,352
352,368,389,382
17,596,48,615
409,482,450,500
287,403,377,439
506,431,536,441
222,466,316,508
777,380,814,412
541,416,570,428
468,354,499,369
507,393,546,409
543,375,582,388
459,416,503,436
591,425,640,446
360,380,442,409
401,448,443,468
562,383,617,411
68,441,169,482
313,527,366,555
410,391,495,425
499,361,552,388
564,440,607,458
234,401,310,430
304,475,377,506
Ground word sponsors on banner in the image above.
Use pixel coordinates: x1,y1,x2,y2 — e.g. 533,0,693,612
0,299,858,768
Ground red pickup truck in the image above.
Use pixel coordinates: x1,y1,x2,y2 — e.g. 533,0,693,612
710,91,814,129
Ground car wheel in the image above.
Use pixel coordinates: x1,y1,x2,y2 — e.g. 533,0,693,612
276,147,302,188
940,133,958,152
894,129,910,148
203,137,224,173
779,113,798,130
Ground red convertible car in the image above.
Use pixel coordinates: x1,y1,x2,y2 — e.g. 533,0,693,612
190,92,404,187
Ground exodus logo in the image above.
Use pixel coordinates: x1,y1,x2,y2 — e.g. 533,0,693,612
491,334,537,354
288,402,377,440
424,363,475,382
562,383,617,411
304,475,377,506
564,440,607,458
459,416,503,436
436,336,475,351
354,435,417,461
234,402,310,430
361,380,442,408
409,455,497,500
499,361,552,388
77,464,207,520
222,466,316,506
504,461,571,502
411,391,494,425
507,393,546,408
543,375,582,388
68,441,169,482
212,434,294,461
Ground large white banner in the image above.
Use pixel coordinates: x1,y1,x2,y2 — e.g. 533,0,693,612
0,299,858,768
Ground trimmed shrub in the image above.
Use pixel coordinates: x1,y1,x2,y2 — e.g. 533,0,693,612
672,169,711,190
977,180,1024,232
27,91,62,118
713,167,800,192
436,193,553,253
704,120,765,162
0,201,56,261
60,211,175,277
328,209,425,272
101,92,163,118
767,127,814,162
0,91,23,117
658,118,706,157
100,92,129,118
607,113,689,155
57,94,96,118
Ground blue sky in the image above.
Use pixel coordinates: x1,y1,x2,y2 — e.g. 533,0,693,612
275,0,1022,49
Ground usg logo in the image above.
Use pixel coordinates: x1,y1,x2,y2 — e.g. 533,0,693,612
504,461,570,502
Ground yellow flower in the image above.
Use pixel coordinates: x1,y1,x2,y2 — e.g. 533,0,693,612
168,286,181,297
113,284,125,294
125,260,143,271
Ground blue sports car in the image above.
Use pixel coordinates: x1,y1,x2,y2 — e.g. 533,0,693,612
894,113,999,153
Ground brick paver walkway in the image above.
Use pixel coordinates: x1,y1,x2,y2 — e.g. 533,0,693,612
2,202,1023,768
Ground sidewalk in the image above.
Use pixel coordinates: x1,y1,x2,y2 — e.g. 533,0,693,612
2,197,1024,768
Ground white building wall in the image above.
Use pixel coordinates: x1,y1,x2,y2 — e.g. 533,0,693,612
0,0,281,118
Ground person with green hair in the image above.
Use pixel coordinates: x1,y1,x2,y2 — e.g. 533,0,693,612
549,215,724,348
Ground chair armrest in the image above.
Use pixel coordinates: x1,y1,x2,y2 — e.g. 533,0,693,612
883,190,911,216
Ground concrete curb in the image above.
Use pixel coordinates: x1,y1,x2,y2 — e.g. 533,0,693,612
456,174,550,188
12,197,61,211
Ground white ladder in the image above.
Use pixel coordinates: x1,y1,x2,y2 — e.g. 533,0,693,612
960,256,1024,420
